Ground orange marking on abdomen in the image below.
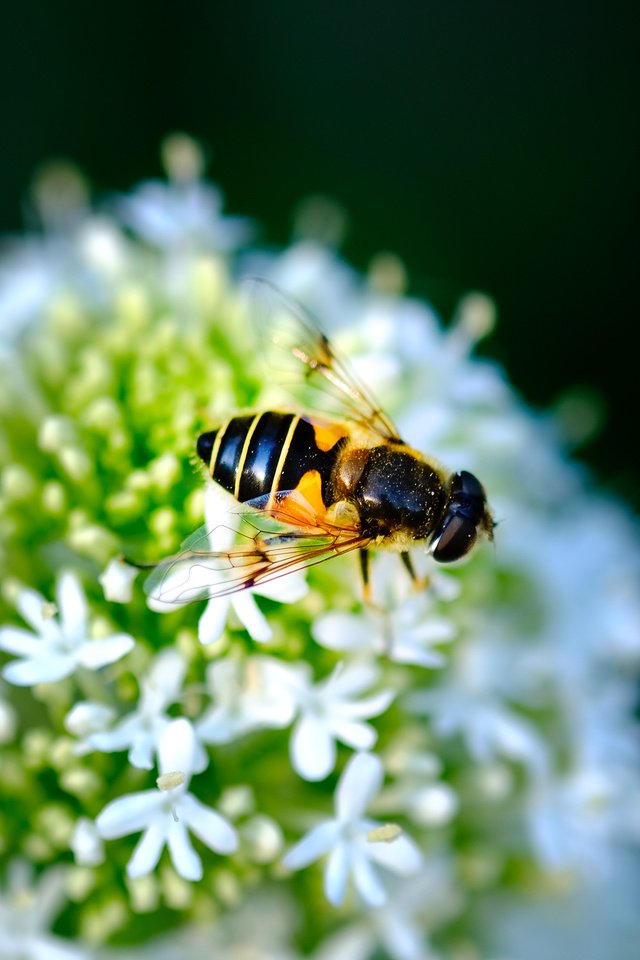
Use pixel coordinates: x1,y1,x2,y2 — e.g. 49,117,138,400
278,469,327,526
308,418,350,452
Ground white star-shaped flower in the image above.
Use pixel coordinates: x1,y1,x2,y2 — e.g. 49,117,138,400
0,860,88,960
286,662,394,781
96,718,237,880
116,180,251,252
67,648,207,771
0,572,135,686
196,654,298,744
406,638,549,777
408,682,548,776
147,484,308,645
312,861,457,960
282,752,422,906
313,596,454,669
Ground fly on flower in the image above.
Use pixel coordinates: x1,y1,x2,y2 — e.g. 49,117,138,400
144,278,494,604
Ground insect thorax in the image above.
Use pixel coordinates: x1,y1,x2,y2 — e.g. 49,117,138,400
335,444,447,542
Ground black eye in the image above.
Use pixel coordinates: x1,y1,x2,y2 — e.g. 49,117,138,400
431,514,478,562
450,470,486,500
430,470,489,562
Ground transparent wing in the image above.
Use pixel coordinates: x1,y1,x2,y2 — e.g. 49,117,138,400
242,277,403,442
144,490,370,604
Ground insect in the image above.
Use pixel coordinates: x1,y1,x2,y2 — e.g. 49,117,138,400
145,278,494,604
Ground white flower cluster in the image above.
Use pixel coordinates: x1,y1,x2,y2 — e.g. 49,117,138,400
1,136,639,959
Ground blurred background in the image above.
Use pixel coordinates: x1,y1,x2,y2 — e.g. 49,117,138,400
1,0,638,505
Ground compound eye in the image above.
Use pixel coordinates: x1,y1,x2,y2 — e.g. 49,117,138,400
431,514,478,563
450,470,485,499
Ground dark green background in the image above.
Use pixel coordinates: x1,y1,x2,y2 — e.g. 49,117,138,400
2,1,638,504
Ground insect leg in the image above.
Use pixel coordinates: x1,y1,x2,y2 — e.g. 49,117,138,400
400,551,428,591
359,549,372,604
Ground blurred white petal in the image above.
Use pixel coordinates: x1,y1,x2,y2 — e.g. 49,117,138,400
312,611,371,651
180,793,238,854
15,587,57,635
158,718,196,777
291,715,336,781
57,571,87,638
127,821,167,878
367,833,423,874
330,719,377,751
324,843,350,905
232,592,272,643
352,852,386,907
3,654,75,685
336,752,384,821
282,822,341,870
70,818,104,866
167,820,202,880
0,626,43,657
75,633,135,668
65,701,116,737
198,596,231,645
99,557,139,602
96,791,162,838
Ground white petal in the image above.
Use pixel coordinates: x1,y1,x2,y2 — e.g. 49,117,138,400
57,571,88,639
331,719,377,751
16,587,56,635
322,661,379,698
336,752,383,822
282,821,341,870
180,793,238,854
391,637,447,668
65,701,116,737
324,842,350,905
352,850,386,906
145,648,187,705
96,791,162,838
158,718,195,777
232,593,272,643
196,707,241,744
128,730,159,770
167,819,202,880
88,715,141,753
99,557,139,603
313,612,371,651
127,821,167,878
290,715,336,781
367,833,423,874
337,688,394,719
3,654,75,685
25,936,85,960
75,633,135,668
191,738,210,774
0,626,42,657
254,570,308,603
198,597,231,645
204,483,240,540
71,817,104,866
27,864,68,928
381,918,424,960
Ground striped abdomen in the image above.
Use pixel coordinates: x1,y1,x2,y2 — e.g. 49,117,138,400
197,412,347,505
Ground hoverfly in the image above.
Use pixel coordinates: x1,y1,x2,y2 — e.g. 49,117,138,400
144,278,494,605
